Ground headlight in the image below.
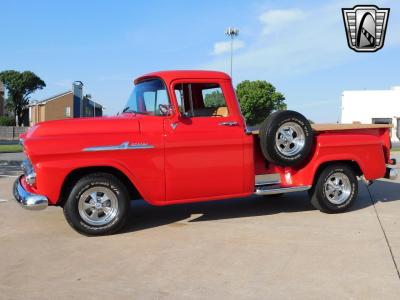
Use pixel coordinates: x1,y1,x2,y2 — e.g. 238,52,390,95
21,159,36,186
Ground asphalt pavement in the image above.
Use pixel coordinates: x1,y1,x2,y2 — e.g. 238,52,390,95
0,152,25,176
0,152,25,161
0,153,400,299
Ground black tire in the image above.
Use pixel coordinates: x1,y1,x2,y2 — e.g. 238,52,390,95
259,110,313,167
63,173,129,236
309,164,358,213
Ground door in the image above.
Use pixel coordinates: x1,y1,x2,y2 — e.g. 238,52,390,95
164,81,245,202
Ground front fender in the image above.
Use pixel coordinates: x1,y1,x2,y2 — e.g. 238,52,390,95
34,152,165,206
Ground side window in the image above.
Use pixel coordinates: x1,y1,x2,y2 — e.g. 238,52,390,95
173,83,229,117
202,86,226,108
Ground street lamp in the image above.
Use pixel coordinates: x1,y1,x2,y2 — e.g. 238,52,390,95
225,27,239,78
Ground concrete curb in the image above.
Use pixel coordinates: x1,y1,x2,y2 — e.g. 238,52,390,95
0,160,21,167
0,152,23,154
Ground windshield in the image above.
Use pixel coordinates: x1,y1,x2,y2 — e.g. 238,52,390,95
123,79,170,116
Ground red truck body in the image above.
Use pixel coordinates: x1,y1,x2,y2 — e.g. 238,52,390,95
19,70,391,207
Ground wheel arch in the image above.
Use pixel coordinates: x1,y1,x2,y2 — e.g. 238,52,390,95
312,160,363,187
58,166,143,207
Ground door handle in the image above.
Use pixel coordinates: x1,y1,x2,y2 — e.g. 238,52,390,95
219,121,239,126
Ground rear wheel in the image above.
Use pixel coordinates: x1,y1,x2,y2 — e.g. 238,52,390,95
63,173,129,236
309,164,358,213
259,110,313,167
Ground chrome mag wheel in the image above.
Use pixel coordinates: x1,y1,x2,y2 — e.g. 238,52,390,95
78,187,119,226
324,172,351,205
275,122,306,156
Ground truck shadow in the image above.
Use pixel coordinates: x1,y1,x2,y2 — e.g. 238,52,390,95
352,179,400,210
120,179,400,234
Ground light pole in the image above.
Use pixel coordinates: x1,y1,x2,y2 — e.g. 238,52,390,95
225,27,239,78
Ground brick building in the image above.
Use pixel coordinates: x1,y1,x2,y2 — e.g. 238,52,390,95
29,82,103,126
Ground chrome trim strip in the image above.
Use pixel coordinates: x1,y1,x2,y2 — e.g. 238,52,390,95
219,121,239,126
13,175,48,210
254,185,312,196
83,141,154,152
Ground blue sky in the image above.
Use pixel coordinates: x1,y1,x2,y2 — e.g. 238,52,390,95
1,0,399,122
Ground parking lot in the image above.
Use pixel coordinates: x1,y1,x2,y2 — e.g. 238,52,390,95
1,154,400,299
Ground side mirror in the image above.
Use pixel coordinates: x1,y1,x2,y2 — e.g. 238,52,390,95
159,104,174,116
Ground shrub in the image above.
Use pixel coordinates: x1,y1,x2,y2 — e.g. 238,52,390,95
0,116,16,126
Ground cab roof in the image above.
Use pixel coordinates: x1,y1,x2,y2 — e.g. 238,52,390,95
134,70,231,85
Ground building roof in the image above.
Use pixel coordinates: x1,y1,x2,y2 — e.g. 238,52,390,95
30,90,103,108
30,91,72,106
86,98,104,108
134,70,231,85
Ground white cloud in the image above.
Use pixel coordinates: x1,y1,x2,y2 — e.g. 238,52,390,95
202,0,400,82
259,9,306,35
212,40,245,55
200,0,400,122
201,2,357,81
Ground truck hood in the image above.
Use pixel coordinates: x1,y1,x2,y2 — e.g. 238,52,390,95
27,115,140,138
23,116,141,158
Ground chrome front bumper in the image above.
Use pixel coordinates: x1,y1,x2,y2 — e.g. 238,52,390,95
13,175,48,210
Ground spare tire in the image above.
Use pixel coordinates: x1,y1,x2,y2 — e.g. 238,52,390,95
259,110,313,167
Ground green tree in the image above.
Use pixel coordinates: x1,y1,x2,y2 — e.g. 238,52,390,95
236,80,286,126
204,90,225,107
0,70,46,126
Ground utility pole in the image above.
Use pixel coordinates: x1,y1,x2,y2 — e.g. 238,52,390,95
225,27,239,78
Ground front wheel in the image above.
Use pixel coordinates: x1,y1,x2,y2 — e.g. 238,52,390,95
63,173,129,236
309,164,358,213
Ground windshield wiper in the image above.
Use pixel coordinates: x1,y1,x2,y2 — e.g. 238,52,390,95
122,107,131,113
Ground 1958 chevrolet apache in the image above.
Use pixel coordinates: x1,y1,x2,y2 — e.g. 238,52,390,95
14,70,398,235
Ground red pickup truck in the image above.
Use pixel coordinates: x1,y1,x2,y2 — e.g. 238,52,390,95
14,70,398,235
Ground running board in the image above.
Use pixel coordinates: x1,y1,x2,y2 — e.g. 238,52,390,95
254,185,312,196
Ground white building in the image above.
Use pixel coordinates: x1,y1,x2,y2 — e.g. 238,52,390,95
341,86,400,142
